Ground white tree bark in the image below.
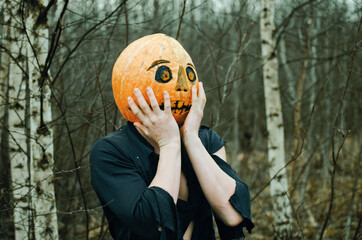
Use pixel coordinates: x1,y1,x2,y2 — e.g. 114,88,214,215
0,1,9,135
260,0,293,237
6,8,32,239
26,3,59,239
5,1,59,239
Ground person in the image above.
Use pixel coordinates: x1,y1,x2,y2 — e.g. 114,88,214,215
90,34,254,240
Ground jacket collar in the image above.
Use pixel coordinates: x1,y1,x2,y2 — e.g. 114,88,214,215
126,121,155,157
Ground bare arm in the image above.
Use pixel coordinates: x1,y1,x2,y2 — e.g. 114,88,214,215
181,83,243,226
183,135,243,226
149,142,181,203
128,88,181,203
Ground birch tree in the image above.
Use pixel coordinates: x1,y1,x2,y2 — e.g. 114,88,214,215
260,0,293,237
0,4,12,236
28,8,59,240
3,1,59,239
6,5,31,238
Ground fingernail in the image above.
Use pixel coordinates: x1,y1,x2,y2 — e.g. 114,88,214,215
127,97,132,102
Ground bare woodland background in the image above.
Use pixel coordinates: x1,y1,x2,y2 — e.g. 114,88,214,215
0,0,361,239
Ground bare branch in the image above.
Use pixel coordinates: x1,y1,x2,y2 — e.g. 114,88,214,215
176,0,187,40
274,0,318,50
94,63,107,136
51,0,128,87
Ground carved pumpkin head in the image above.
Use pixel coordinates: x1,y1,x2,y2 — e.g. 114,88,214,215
112,33,199,125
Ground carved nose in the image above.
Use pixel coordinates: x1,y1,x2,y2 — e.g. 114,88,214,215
176,66,188,92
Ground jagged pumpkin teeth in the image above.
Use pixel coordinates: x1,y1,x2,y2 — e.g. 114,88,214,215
112,33,199,125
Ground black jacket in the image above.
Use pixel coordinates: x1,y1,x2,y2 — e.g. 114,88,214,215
90,122,254,239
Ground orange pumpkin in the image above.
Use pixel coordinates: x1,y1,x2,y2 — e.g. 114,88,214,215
112,33,199,125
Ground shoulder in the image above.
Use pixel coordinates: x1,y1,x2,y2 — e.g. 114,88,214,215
90,125,132,165
198,125,225,154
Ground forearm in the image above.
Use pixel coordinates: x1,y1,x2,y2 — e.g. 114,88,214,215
183,133,243,226
149,142,181,203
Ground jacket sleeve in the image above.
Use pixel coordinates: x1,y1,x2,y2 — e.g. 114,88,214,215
199,125,225,154
90,139,180,239
200,127,254,238
212,154,255,239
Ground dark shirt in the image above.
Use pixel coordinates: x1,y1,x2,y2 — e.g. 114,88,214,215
90,122,254,240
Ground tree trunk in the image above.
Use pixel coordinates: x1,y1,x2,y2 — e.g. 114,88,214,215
300,4,319,205
26,2,59,239
344,145,360,240
290,20,313,190
0,3,15,239
279,37,295,100
5,1,59,239
7,8,32,239
260,0,293,237
232,83,240,171
322,35,332,187
299,6,320,229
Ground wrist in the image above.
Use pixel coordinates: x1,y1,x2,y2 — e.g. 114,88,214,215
159,141,181,164
182,131,200,144
159,140,181,150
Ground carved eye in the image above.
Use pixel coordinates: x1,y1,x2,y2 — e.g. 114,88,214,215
155,66,172,83
186,67,196,83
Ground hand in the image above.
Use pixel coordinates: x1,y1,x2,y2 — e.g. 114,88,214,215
180,82,206,140
128,87,180,149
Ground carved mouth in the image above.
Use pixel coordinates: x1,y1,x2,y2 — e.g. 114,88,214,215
127,101,191,116
160,101,191,115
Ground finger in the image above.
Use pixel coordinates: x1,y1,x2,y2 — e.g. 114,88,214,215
146,87,160,112
134,122,148,136
198,82,206,98
191,85,198,106
163,91,172,114
198,82,207,107
128,96,146,122
134,88,152,115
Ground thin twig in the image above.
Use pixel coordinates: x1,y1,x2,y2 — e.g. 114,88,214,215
353,216,361,240
40,0,69,88
206,60,267,94
20,0,41,72
51,0,128,87
195,24,222,102
176,0,187,40
344,147,361,239
94,63,107,136
0,44,29,79
274,0,318,50
49,88,90,240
